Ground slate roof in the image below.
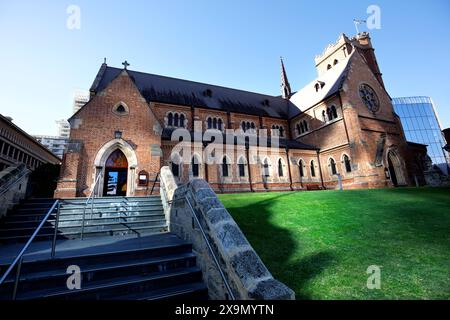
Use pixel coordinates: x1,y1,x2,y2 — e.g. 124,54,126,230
289,52,354,115
90,66,296,119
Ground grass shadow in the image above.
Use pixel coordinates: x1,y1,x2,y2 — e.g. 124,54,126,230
222,192,337,300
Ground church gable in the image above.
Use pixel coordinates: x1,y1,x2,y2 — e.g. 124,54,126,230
70,69,162,137
339,50,394,122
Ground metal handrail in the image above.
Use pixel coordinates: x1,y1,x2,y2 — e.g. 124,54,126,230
0,199,59,299
80,172,102,240
170,191,235,300
150,172,159,195
0,170,29,197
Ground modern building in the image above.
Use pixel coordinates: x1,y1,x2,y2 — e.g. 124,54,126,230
72,90,90,114
0,114,61,172
55,32,427,198
56,119,71,138
392,96,450,174
33,135,68,159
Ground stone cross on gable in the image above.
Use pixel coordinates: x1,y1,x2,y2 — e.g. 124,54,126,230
122,60,130,70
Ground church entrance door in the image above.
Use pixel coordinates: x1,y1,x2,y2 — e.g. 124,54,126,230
387,150,406,187
103,149,128,196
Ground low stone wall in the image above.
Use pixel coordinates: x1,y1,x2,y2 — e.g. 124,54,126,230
159,166,295,300
0,164,30,219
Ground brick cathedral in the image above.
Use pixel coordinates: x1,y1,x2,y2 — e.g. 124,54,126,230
54,32,427,198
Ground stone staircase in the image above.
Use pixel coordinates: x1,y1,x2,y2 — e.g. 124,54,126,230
0,197,208,300
0,196,168,243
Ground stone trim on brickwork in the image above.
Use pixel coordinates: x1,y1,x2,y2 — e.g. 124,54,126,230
159,166,295,300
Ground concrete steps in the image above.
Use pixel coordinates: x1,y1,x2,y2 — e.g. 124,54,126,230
0,197,168,243
0,234,207,300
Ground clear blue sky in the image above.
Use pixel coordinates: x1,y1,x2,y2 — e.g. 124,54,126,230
1,0,449,135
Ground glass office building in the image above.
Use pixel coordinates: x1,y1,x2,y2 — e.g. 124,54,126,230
392,96,449,174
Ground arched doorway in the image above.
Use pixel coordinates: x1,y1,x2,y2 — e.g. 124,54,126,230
387,150,406,187
103,149,128,196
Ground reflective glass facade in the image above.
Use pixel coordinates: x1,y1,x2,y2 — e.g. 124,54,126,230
393,96,449,174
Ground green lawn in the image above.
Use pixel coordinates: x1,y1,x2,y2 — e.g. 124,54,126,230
218,188,450,300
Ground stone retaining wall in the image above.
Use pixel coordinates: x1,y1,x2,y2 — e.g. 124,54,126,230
159,166,295,300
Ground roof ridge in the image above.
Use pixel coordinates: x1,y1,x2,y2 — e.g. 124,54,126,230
106,66,284,100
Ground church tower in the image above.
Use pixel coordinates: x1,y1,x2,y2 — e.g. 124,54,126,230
314,32,385,89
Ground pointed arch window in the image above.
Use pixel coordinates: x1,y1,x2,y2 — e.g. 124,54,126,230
192,156,200,177
168,113,173,126
310,160,316,177
299,159,305,177
331,105,338,119
222,157,230,177
329,158,337,175
343,154,352,173
278,159,284,177
208,117,213,129
180,114,185,128
238,157,246,177
263,159,270,177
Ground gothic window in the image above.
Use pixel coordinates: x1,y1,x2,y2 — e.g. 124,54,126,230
278,159,284,177
192,156,200,177
331,105,338,119
263,159,270,177
327,64,332,70
222,156,230,177
208,117,213,129
303,121,309,132
112,102,129,116
299,159,305,177
241,121,256,132
297,120,309,135
272,125,285,137
334,59,339,65
167,112,186,128
238,157,246,177
310,160,316,177
359,83,380,113
116,105,126,113
322,110,327,122
329,158,337,175
207,116,224,130
343,154,352,173
180,114,185,128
